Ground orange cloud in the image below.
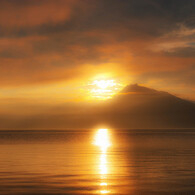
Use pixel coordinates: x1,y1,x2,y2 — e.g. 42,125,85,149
0,0,76,28
0,0,194,101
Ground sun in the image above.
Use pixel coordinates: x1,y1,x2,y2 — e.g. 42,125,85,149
89,79,121,99
93,80,116,89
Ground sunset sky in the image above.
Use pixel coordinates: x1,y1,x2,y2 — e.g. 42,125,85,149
0,0,195,129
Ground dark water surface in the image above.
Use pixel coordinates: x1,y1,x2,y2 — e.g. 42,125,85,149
0,129,194,195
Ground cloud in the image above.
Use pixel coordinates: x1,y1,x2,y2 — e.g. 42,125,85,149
150,25,195,56
0,0,75,28
0,0,194,101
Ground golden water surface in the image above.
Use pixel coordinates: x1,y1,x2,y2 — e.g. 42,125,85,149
0,129,194,194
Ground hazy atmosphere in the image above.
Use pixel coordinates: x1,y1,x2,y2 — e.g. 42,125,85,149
0,0,195,130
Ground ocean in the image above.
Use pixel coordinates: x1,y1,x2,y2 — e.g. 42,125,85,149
0,129,194,195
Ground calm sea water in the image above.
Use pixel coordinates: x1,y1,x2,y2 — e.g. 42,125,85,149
0,129,194,195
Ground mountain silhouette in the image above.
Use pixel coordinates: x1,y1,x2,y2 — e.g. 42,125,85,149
91,84,195,128
2,84,194,130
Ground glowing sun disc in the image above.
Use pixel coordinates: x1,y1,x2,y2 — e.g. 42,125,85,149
89,79,121,99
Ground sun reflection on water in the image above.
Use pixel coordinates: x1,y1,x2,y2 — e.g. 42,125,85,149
93,128,111,194
94,129,111,153
100,154,107,175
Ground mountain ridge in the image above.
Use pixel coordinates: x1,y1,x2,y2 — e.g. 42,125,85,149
0,84,194,130
91,84,195,128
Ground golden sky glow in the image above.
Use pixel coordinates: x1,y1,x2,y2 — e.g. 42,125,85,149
0,0,194,129
0,0,194,102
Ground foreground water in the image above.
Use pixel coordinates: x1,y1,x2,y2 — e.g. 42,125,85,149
0,129,194,195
